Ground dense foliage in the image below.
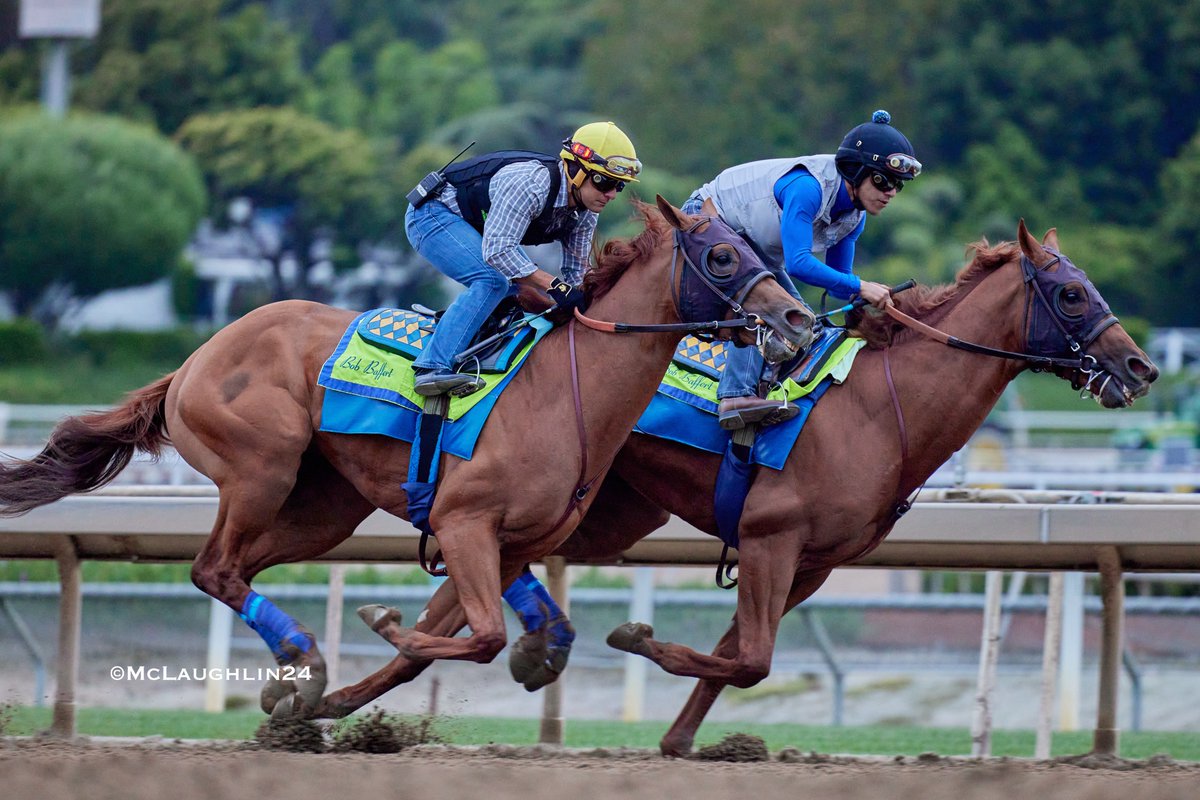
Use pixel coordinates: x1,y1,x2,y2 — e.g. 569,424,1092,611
0,111,205,320
1,0,1198,323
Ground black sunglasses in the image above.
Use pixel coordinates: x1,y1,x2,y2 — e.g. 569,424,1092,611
589,171,626,193
870,171,906,193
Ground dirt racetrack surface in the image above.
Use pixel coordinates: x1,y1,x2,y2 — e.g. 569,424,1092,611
3,739,1199,800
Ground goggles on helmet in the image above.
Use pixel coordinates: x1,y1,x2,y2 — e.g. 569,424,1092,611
874,152,922,178
563,139,642,180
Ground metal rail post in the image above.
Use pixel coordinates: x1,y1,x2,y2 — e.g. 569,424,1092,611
539,557,569,745
203,598,233,712
51,536,82,737
621,567,655,722
1094,547,1124,755
1035,572,1064,758
971,571,1003,756
323,564,347,689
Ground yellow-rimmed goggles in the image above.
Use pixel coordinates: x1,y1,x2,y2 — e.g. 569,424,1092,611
563,140,642,180
876,152,922,177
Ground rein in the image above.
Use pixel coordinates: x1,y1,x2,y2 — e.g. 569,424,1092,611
882,305,1088,369
880,255,1118,371
874,251,1120,533
543,318,614,537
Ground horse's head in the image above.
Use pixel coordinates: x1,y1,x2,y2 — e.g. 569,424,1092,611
1017,220,1158,408
655,195,814,360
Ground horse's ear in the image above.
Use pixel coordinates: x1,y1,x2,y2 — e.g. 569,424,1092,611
656,194,688,231
1017,218,1052,266
1041,227,1060,252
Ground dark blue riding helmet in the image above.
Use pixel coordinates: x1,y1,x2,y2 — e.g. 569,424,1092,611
835,110,921,187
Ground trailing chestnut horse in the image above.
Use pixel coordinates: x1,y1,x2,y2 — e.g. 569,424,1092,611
554,220,1158,756
0,197,814,719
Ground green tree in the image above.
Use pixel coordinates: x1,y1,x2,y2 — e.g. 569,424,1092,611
957,123,1085,242
72,0,306,133
0,111,206,322
175,107,393,301
1151,128,1200,325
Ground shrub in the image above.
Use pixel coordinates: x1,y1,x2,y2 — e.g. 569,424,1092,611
0,318,48,364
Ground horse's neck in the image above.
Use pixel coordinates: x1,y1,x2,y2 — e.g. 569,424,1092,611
884,265,1028,486
528,246,683,453
578,253,683,412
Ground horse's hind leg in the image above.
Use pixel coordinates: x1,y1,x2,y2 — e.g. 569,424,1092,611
189,444,374,718
658,567,833,757
314,577,472,718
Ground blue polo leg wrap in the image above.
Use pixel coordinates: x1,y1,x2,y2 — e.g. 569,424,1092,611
503,573,548,633
503,570,575,650
240,591,312,661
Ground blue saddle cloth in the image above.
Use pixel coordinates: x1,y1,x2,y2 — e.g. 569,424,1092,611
638,326,855,470
317,308,553,460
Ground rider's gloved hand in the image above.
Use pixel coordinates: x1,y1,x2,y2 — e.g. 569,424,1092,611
546,278,586,324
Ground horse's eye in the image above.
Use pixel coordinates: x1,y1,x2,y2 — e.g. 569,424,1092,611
707,245,737,277
1055,284,1087,318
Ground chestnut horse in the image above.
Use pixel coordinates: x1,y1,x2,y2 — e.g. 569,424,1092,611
552,221,1158,756
0,197,814,719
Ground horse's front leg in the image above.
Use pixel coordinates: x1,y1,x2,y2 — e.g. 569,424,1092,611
504,564,575,691
383,519,509,663
607,533,799,687
658,566,834,757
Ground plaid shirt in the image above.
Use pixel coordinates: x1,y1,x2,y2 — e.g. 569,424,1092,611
436,160,596,286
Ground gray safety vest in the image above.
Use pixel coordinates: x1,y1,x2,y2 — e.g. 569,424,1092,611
697,155,863,267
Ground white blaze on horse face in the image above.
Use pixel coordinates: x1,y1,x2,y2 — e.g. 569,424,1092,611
418,606,430,624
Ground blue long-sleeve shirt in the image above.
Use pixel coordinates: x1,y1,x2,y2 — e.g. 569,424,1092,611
775,167,866,300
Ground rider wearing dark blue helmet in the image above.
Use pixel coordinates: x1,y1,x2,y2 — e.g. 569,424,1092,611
835,109,922,209
682,109,921,430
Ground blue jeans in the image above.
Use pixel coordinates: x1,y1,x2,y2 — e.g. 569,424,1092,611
682,194,803,400
405,201,513,371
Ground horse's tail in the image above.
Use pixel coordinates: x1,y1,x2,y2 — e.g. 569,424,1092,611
0,372,176,516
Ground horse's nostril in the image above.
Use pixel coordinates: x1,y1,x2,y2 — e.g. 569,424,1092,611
1127,356,1158,383
786,308,813,330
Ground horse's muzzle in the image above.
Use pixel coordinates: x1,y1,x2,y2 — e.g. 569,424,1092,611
758,307,815,364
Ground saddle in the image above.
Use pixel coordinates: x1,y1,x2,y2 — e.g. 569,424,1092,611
356,297,536,373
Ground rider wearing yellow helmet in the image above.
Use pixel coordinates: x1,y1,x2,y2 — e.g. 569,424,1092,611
560,120,642,192
405,121,640,397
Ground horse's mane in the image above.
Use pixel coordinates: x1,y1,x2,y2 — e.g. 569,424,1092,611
849,239,1021,348
583,200,669,302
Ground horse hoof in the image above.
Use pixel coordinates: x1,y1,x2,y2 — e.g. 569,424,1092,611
660,736,693,758
357,604,402,633
260,677,296,714
606,621,653,654
508,631,549,685
270,691,299,721
520,663,562,693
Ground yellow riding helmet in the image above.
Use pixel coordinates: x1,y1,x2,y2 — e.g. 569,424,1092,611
560,121,641,187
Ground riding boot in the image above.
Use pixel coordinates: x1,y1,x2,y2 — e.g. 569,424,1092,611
717,395,800,430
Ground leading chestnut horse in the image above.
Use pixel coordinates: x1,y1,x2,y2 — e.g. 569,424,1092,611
552,220,1158,756
0,197,814,719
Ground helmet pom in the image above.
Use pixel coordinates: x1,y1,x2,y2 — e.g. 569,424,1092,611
872,109,891,125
